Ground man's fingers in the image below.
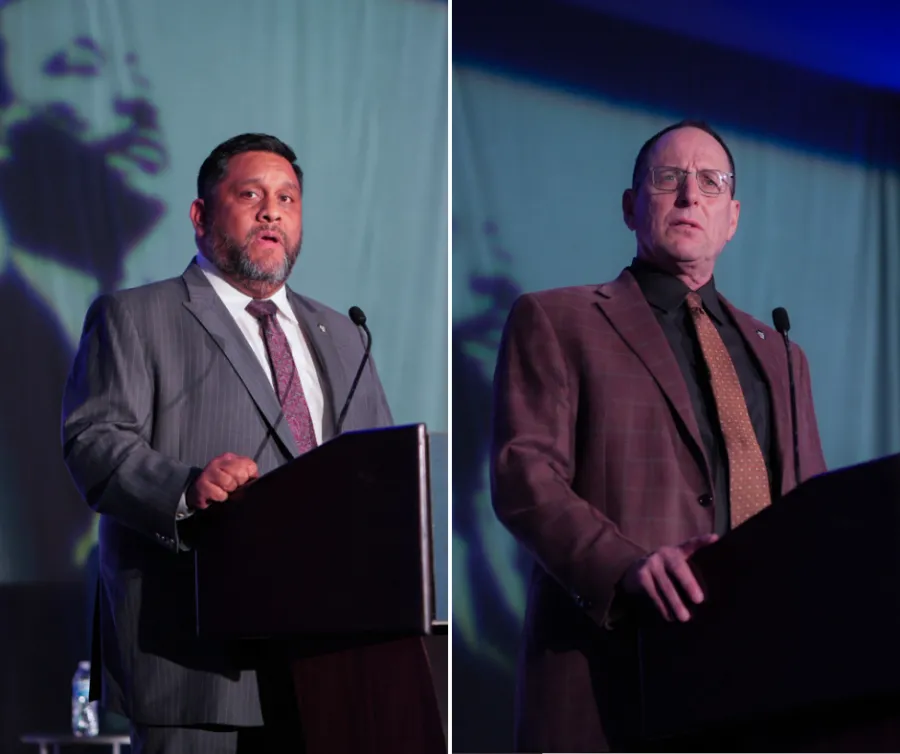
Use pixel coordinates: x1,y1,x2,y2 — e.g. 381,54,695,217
223,465,251,487
208,468,240,492
622,537,718,623
222,461,259,487
680,534,719,557
654,569,691,622
668,558,705,605
191,453,261,512
642,577,672,622
219,457,259,480
200,482,229,504
234,461,259,485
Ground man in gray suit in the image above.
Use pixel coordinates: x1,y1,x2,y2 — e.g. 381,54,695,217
62,133,394,753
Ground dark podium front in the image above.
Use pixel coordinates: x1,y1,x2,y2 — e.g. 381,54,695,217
193,423,446,753
635,452,900,752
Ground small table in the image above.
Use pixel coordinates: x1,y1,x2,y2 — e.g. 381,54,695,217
20,734,130,754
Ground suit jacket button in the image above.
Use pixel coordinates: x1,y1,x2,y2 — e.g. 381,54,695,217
698,493,713,508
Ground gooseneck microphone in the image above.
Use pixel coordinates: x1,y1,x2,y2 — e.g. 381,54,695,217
772,307,801,485
335,306,373,435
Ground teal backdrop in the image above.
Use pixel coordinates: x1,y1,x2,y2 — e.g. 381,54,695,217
0,1,447,749
0,0,447,580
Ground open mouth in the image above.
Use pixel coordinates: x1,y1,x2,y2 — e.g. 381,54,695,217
255,230,283,246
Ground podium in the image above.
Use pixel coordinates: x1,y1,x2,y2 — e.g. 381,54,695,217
192,423,446,753
634,452,900,752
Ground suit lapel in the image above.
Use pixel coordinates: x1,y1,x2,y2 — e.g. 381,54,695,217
721,297,794,494
596,270,712,483
287,291,350,442
180,263,300,458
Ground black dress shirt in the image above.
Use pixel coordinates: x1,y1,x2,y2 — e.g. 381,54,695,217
628,258,775,535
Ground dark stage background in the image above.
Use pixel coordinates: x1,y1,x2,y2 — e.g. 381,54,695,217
0,1,447,751
451,1,900,751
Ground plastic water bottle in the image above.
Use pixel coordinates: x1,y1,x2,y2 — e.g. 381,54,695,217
71,661,99,736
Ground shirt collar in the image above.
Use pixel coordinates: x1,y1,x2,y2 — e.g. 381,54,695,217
628,257,725,324
194,252,297,323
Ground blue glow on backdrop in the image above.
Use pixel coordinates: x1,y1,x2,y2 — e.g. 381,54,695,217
564,0,900,93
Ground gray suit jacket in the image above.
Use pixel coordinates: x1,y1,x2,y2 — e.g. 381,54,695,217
61,261,394,726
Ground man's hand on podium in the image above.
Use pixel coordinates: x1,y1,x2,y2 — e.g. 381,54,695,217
620,534,719,623
187,452,259,511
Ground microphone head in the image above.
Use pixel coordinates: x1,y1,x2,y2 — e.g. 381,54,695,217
348,306,367,326
772,307,791,334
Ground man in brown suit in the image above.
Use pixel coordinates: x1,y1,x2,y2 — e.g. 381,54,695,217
491,120,827,752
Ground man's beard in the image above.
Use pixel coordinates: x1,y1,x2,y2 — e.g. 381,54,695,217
209,224,301,286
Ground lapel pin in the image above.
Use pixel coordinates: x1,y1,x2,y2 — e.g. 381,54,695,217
756,330,765,340
318,323,327,333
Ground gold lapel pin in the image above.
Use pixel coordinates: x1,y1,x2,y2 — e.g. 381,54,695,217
318,323,327,333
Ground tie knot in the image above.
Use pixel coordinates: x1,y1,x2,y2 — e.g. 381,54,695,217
685,291,704,313
246,299,278,320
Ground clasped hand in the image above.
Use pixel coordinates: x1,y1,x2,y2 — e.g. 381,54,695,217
186,452,259,511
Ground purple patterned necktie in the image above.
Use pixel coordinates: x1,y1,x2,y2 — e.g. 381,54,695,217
246,300,317,454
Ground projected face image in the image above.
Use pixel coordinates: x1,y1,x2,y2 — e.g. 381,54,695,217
0,4,168,289
0,2,171,583
626,126,740,270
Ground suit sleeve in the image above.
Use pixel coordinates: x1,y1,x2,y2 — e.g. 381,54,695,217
795,345,827,479
491,294,647,628
62,295,199,552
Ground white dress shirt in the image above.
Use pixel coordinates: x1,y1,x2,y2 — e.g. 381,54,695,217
176,253,325,518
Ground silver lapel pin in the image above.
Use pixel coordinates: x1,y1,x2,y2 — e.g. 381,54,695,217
756,330,765,340
318,323,327,333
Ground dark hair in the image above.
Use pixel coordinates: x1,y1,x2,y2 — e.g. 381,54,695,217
631,119,736,196
196,133,303,203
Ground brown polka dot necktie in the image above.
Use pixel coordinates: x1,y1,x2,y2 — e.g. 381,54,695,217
686,292,770,528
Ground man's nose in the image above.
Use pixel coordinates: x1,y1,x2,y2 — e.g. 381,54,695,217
677,173,701,205
258,197,282,223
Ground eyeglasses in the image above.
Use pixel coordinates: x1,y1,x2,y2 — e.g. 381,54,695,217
646,166,734,196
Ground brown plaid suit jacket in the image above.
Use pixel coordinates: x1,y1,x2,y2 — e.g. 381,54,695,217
491,268,827,752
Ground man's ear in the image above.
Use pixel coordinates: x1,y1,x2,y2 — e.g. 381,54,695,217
726,198,741,242
622,188,637,231
190,199,208,237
